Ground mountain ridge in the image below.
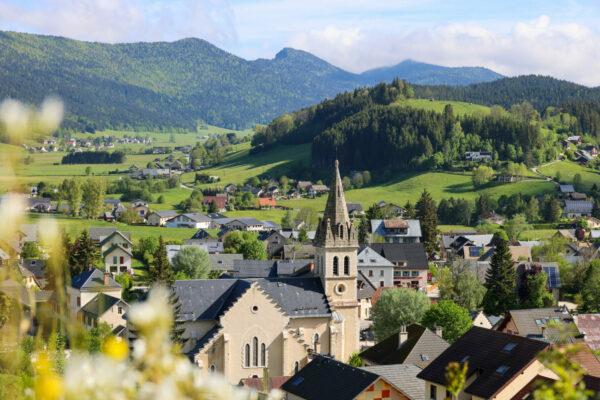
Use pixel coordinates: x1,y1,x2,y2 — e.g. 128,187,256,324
0,30,572,132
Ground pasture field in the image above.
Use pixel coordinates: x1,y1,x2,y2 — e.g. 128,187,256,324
538,160,600,190
395,99,491,116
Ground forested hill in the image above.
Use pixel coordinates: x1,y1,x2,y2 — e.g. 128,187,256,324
0,31,501,131
413,75,600,111
251,80,554,171
360,59,503,86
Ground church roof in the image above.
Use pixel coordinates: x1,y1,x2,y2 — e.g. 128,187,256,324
173,277,331,322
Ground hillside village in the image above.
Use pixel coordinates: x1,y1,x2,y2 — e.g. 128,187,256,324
3,31,600,399
4,149,600,398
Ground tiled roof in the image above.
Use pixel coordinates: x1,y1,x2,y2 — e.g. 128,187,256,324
281,356,380,400
383,220,409,229
417,327,549,399
361,364,424,400
564,200,593,213
574,314,600,351
359,324,449,368
371,219,422,238
560,184,575,193
208,253,243,271
99,230,133,246
240,376,291,392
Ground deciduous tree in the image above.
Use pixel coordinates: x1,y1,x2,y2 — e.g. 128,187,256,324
371,289,430,342
171,246,210,279
421,300,472,343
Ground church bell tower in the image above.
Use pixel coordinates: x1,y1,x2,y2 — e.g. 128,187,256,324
314,160,359,359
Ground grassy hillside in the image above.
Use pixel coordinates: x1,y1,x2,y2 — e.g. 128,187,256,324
538,160,600,190
394,99,490,116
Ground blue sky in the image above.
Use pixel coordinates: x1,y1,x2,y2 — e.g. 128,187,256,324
1,0,600,85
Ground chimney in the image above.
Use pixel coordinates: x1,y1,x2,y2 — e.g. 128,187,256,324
541,326,546,337
104,272,110,286
398,325,408,347
435,325,443,337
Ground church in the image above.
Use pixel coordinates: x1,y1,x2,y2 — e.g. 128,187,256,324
174,161,360,384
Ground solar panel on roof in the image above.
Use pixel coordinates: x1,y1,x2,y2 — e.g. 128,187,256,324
543,266,561,288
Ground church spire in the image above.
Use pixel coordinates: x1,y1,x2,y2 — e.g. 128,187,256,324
314,160,357,248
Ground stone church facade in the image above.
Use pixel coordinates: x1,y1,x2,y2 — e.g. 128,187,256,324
175,161,360,384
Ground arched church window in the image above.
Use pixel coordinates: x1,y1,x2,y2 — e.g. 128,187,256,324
313,333,319,352
253,337,258,366
344,256,350,275
261,343,266,366
339,225,343,239
333,257,339,275
245,343,250,367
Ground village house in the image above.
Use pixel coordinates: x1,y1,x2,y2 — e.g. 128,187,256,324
296,181,312,192
417,328,557,400
360,324,449,369
147,210,179,226
283,243,316,260
307,184,329,196
282,356,420,400
568,135,582,144
346,202,364,217
368,243,429,290
370,219,422,244
258,197,277,209
356,246,395,288
563,200,593,218
496,307,581,342
224,183,237,193
202,194,228,212
258,230,287,259
67,268,122,317
465,151,492,162
130,199,149,218
357,272,376,320
515,262,561,303
168,161,360,385
166,213,213,229
215,217,265,232
80,292,129,336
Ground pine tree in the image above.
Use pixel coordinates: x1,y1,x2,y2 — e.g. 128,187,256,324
358,216,369,244
415,190,439,254
593,198,600,219
482,239,517,314
208,199,219,213
69,230,99,276
404,200,416,219
147,237,187,346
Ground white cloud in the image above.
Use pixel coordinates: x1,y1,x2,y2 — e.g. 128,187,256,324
0,0,237,45
288,15,600,86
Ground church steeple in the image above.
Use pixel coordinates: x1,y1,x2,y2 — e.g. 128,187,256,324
314,160,358,248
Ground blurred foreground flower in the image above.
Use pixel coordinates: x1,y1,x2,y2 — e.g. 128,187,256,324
32,287,279,400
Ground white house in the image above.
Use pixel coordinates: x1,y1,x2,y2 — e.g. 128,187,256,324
99,230,133,254
102,244,133,275
147,210,179,226
370,219,422,244
213,217,264,232
357,246,395,288
166,213,213,229
80,293,129,335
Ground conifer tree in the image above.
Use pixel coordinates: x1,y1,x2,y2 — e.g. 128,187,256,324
358,216,370,244
482,239,517,314
404,200,416,219
416,190,439,254
69,230,100,276
147,237,186,346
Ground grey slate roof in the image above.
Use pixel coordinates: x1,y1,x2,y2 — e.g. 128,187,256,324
368,243,428,269
102,243,133,258
417,327,549,399
208,254,243,272
22,259,45,279
563,200,593,214
152,210,179,218
190,229,215,240
173,277,331,321
361,364,424,400
99,231,133,246
81,293,123,319
371,219,422,239
89,227,131,242
281,356,380,400
357,246,394,267
560,184,575,193
359,324,449,368
232,260,314,278
357,271,376,300
71,268,121,290
181,213,213,223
